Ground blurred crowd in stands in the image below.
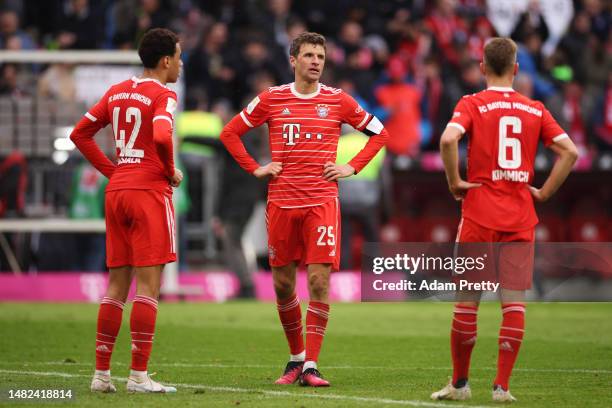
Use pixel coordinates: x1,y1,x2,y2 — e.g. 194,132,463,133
0,0,610,157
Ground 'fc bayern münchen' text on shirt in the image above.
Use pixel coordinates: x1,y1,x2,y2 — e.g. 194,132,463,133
447,87,568,231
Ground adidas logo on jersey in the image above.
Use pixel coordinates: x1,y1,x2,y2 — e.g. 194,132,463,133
96,345,110,353
281,108,291,115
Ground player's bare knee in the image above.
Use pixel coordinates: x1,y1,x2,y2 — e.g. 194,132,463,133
106,286,129,303
273,276,295,298
136,282,159,299
135,276,160,298
106,266,133,302
307,273,329,299
133,265,163,299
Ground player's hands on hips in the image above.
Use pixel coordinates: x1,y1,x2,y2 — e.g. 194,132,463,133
170,168,183,187
528,185,549,202
253,162,282,179
449,179,481,201
323,162,355,181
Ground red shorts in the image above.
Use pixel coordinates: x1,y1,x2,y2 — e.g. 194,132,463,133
266,199,341,270
455,217,535,290
105,190,177,268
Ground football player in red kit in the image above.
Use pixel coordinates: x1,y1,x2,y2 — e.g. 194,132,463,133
70,28,183,394
220,32,389,386
432,38,578,402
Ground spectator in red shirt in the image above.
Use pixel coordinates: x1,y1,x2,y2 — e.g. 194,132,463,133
375,56,422,156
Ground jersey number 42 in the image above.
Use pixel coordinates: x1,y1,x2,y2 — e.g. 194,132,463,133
113,107,144,158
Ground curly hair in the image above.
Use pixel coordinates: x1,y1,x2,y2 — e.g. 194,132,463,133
138,28,179,69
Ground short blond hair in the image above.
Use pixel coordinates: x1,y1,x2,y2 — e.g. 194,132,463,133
484,37,517,76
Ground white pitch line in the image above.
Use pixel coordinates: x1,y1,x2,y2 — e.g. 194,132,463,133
25,362,612,375
0,369,492,408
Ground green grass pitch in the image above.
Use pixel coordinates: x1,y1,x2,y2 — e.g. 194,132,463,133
0,302,611,407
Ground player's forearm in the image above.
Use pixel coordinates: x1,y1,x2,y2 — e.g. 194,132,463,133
348,128,389,173
221,132,260,173
440,137,461,187
538,149,578,200
75,140,116,179
70,121,115,178
219,118,260,174
153,118,175,178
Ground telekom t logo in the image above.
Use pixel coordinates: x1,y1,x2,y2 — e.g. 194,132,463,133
283,123,323,146
283,123,300,146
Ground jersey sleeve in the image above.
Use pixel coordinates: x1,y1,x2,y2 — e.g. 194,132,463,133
153,90,177,126
339,91,389,173
339,91,372,131
219,114,260,173
446,97,473,135
239,89,271,128
70,90,115,178
86,90,111,127
152,90,177,178
540,105,568,146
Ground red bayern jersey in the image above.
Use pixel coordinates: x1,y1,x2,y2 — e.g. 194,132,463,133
240,82,381,208
448,86,568,231
71,77,177,194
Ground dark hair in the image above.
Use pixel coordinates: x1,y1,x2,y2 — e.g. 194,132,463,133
289,32,326,58
138,28,179,69
484,37,517,76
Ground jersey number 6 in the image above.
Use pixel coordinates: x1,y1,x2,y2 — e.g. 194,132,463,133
498,116,522,169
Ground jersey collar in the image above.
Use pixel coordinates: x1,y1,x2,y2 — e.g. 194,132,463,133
131,76,168,89
290,82,321,99
487,86,515,92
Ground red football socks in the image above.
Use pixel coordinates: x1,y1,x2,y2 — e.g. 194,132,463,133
130,295,158,372
495,303,526,390
276,293,304,356
305,301,330,363
95,297,124,371
451,304,478,385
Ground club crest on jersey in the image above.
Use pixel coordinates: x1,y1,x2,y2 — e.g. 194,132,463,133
316,104,329,118
268,245,276,260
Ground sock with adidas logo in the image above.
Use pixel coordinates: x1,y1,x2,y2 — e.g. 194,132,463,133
494,303,525,390
95,297,124,371
277,293,304,358
304,301,329,368
451,304,478,387
130,295,158,372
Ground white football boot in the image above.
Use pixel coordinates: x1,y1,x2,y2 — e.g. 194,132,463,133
431,381,472,401
492,385,517,402
90,373,117,393
126,372,177,393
